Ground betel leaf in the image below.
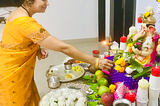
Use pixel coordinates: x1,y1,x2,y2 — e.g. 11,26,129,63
130,59,143,73
90,83,98,92
88,101,98,106
83,80,94,85
82,75,96,80
88,93,101,100
132,66,152,79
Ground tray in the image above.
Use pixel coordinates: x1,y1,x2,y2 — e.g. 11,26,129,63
46,64,85,82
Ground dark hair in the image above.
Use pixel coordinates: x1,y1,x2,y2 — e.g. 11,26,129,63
13,0,34,7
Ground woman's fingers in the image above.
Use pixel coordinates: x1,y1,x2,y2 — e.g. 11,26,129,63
98,58,114,71
41,49,49,59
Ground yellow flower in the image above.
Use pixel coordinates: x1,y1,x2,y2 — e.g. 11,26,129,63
157,0,160,2
115,57,123,65
79,61,84,63
109,84,116,89
128,43,133,48
115,60,120,65
144,12,150,18
115,65,121,71
109,84,116,93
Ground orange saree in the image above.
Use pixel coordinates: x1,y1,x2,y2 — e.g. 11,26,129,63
0,16,50,106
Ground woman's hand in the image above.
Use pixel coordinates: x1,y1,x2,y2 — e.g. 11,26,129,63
98,58,114,71
41,48,49,59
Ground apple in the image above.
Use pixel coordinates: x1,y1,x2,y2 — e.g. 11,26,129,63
101,92,114,106
98,86,110,96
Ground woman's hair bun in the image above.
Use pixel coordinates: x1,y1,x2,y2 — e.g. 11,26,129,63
13,0,25,7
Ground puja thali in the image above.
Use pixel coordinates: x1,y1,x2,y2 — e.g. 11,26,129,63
46,64,85,82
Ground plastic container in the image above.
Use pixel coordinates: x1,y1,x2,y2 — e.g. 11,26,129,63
92,50,100,58
136,100,148,106
149,75,160,89
136,87,148,101
148,88,160,106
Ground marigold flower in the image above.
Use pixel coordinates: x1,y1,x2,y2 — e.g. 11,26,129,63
115,65,121,71
120,60,126,67
128,43,133,47
119,67,125,73
109,84,116,93
128,47,132,53
111,89,116,93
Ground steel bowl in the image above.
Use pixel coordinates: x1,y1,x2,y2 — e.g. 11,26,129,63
47,76,60,89
113,99,132,106
64,62,72,70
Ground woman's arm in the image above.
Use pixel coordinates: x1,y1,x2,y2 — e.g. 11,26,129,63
38,35,114,71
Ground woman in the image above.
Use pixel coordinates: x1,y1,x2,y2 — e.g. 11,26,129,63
0,0,114,105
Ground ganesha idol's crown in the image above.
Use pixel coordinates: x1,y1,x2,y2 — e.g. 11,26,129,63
142,6,156,25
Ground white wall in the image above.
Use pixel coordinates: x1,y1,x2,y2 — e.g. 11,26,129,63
33,0,99,40
135,0,157,30
0,0,112,41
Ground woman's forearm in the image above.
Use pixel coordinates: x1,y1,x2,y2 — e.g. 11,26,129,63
38,35,96,66
61,44,96,66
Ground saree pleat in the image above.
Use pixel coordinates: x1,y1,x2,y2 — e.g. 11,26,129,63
0,16,50,106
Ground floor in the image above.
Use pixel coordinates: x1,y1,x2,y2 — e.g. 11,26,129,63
34,37,109,98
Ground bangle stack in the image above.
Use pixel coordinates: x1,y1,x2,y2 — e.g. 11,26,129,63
95,58,99,69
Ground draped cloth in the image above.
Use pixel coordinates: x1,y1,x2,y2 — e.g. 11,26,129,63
0,16,50,106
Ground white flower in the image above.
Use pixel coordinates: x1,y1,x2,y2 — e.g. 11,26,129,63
142,36,153,51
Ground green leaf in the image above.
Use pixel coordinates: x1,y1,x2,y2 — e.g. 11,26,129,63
83,80,94,85
132,66,151,79
88,101,98,106
88,93,101,100
82,75,96,80
90,83,98,92
130,59,143,73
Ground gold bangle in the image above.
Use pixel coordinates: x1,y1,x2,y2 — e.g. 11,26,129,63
95,58,99,69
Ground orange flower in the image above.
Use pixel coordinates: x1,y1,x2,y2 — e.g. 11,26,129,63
76,60,79,63
128,47,132,53
120,60,126,67
111,89,116,93
119,67,125,73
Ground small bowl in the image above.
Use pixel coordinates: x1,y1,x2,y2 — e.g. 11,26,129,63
64,62,73,70
47,76,60,89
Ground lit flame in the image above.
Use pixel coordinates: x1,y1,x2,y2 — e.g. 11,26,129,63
102,40,107,45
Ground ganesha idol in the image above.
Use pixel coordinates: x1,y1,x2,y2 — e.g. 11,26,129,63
128,6,159,65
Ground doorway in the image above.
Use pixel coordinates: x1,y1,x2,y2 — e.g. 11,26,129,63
110,0,136,43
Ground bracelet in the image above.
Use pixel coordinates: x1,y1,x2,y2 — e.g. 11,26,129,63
95,58,99,69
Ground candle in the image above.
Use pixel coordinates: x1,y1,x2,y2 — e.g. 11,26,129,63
125,92,136,103
120,35,127,50
151,65,160,77
120,36,127,43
